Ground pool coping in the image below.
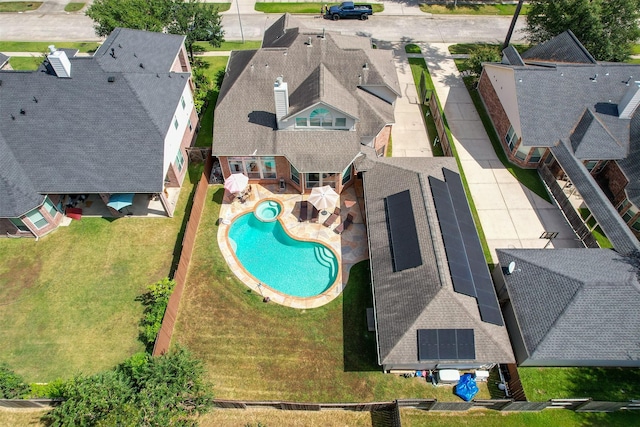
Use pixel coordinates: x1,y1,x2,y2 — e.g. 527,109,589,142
217,185,368,309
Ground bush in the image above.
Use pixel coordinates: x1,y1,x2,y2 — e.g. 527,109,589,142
0,364,29,399
138,277,176,351
464,45,501,78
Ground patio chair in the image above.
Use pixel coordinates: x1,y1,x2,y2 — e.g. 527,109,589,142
334,213,354,235
310,206,319,223
322,207,341,228
299,200,309,222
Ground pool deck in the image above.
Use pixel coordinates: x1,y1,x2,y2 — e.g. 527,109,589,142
217,183,369,309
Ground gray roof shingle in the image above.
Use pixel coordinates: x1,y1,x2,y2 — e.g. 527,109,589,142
0,28,190,217
502,45,524,66
521,30,596,64
497,248,640,365
365,158,514,367
212,17,399,173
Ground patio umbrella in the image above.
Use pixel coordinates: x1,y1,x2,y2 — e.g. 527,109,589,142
308,185,339,213
224,173,249,194
107,193,135,211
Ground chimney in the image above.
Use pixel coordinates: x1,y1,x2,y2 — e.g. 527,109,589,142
47,47,71,78
618,81,640,119
274,76,289,128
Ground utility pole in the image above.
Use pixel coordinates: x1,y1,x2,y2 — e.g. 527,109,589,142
503,0,524,49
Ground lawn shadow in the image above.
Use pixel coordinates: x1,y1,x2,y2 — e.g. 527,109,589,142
564,367,640,401
342,260,379,372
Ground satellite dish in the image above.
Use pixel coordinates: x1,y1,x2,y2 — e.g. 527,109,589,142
507,261,516,275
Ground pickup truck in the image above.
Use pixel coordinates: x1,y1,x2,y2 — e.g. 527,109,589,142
326,2,373,20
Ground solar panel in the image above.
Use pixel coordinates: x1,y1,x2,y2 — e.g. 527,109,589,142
430,169,504,326
384,190,423,272
417,329,476,361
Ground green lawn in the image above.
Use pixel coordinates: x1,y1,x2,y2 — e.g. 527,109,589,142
0,169,200,382
420,4,528,15
452,59,551,204
172,190,492,402
0,2,42,12
448,43,529,55
64,2,85,12
8,55,42,70
407,57,492,263
195,40,262,52
255,2,383,14
631,44,640,55
0,41,100,52
578,208,614,248
405,43,422,54
519,367,640,402
194,56,228,148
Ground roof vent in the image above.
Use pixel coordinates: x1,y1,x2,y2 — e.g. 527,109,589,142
48,49,71,78
590,73,598,82
139,63,144,69
48,45,56,54
20,109,25,115
625,76,633,86
107,76,115,83
110,48,116,58
306,36,312,46
33,96,38,103
363,62,369,70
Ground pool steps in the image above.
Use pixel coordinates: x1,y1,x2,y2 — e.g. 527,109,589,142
314,245,337,277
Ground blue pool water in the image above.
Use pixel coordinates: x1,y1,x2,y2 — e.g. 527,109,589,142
228,213,339,297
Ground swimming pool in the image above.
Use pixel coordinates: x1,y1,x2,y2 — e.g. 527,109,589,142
227,211,339,298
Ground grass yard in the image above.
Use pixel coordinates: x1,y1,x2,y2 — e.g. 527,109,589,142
519,367,640,402
405,43,422,54
255,2,383,14
578,208,613,248
195,56,228,148
194,40,262,52
420,4,528,15
0,167,201,382
0,2,41,12
0,41,99,52
8,55,42,70
172,187,492,402
448,43,529,55
407,56,491,262
63,2,85,12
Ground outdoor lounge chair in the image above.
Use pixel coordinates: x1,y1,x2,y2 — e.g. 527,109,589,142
310,206,319,223
334,213,354,235
322,207,341,228
299,200,309,222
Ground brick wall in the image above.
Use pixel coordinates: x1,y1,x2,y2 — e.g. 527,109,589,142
373,125,392,156
602,161,629,207
21,198,64,239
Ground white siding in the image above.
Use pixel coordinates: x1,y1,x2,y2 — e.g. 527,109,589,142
163,83,194,178
484,64,522,138
281,103,356,131
360,85,396,104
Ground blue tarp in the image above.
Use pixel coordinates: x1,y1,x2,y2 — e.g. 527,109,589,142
454,373,479,401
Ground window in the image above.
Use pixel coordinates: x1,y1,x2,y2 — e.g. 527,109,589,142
584,160,598,172
514,144,529,161
296,117,307,127
622,207,636,223
618,199,630,213
290,164,300,185
188,119,192,132
323,173,337,189
228,156,277,179
181,96,186,109
341,165,352,185
633,218,640,232
305,173,320,189
505,125,518,151
376,145,386,157
44,197,58,217
529,147,545,163
174,117,179,130
26,209,48,229
309,108,332,127
175,149,185,172
335,118,346,127
9,217,29,232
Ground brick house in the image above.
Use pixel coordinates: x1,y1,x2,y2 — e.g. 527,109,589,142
478,31,640,251
0,28,198,239
212,14,400,194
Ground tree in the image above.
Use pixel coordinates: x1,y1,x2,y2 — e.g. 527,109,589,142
167,0,224,61
86,0,224,60
525,0,640,62
464,45,501,79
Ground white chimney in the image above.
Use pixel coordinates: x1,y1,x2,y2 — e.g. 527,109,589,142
618,81,640,119
274,76,289,128
48,49,71,78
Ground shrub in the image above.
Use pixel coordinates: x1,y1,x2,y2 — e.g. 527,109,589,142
138,277,176,351
0,364,29,399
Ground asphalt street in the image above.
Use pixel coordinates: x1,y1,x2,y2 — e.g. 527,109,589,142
0,10,526,43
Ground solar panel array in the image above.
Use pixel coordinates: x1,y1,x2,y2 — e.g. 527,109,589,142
384,190,423,272
418,329,476,361
428,168,504,326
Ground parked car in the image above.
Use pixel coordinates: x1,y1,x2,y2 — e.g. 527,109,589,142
325,2,373,20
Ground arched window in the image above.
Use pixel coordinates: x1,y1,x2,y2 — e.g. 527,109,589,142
309,108,333,127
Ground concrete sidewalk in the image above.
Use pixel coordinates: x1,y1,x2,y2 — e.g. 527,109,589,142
421,43,582,259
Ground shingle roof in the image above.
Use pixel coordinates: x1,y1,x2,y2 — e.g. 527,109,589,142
0,135,44,217
619,113,640,207
497,248,640,364
212,17,399,173
0,29,189,217
521,30,596,64
569,108,626,160
551,139,640,255
502,45,524,66
0,53,9,68
365,158,514,367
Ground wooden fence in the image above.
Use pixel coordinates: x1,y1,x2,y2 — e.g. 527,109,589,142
418,72,453,157
153,156,213,356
